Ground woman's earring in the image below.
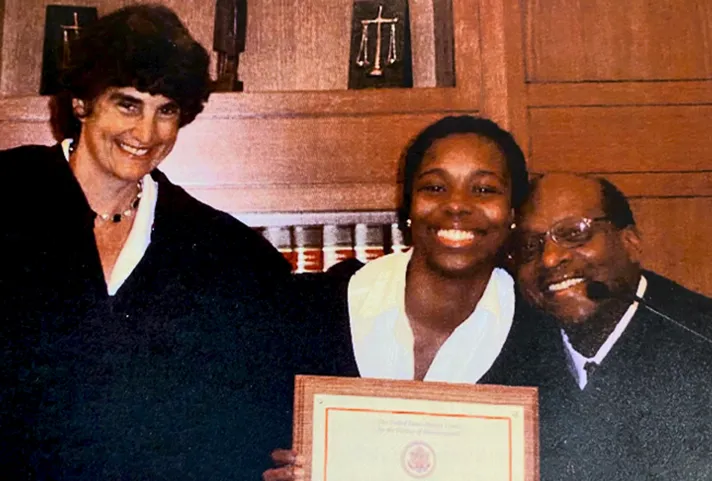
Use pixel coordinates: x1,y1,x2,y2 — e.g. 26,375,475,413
72,99,84,116
509,209,516,230
406,218,412,228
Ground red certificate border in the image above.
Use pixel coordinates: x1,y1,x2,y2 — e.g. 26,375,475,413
293,375,539,481
323,407,514,480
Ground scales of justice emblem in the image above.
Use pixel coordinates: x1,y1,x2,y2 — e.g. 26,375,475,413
355,4,400,77
348,0,412,89
40,5,98,95
60,12,82,68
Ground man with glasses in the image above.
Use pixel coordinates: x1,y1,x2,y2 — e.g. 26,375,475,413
507,173,712,480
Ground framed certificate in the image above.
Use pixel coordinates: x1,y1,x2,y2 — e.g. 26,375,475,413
294,375,538,481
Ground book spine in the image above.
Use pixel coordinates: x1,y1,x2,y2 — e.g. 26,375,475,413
389,222,408,253
354,223,385,263
322,224,355,271
261,226,297,271
260,222,399,270
294,226,324,273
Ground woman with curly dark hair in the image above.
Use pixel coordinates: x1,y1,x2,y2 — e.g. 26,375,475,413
0,4,291,479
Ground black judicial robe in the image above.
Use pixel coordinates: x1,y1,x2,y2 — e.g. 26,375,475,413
501,271,712,480
1,144,295,480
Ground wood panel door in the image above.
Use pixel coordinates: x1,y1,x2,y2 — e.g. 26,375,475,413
519,0,712,296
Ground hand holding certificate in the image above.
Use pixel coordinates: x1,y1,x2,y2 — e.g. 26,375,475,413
293,376,539,481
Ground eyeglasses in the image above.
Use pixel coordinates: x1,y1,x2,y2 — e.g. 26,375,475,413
515,216,611,264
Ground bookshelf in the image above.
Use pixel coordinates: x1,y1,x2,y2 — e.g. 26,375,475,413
246,211,401,273
2,0,711,295
0,0,522,273
0,0,521,216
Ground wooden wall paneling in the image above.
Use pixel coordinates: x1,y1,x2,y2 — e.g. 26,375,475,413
528,105,712,174
631,197,712,297
159,112,442,200
0,95,52,121
241,0,299,92
0,97,53,149
0,0,482,217
240,0,352,92
478,0,528,146
0,86,479,127
520,1,712,296
202,0,479,102
603,172,712,199
527,81,712,108
158,0,218,78
0,119,55,149
0,0,54,95
0,103,438,213
243,0,480,103
0,0,219,96
449,0,480,108
410,0,437,88
431,0,454,87
240,0,455,92
1,0,478,99
525,0,712,83
0,0,5,83
159,112,444,212
178,182,399,214
291,0,352,91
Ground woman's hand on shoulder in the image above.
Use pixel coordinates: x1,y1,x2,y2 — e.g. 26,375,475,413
263,449,305,481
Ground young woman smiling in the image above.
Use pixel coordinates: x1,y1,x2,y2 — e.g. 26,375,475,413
265,115,530,481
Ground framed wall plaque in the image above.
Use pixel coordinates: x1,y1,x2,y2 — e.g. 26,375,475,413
40,5,98,95
348,0,413,89
294,375,539,480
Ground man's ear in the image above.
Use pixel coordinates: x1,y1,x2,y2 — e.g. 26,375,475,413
72,98,88,121
620,226,642,264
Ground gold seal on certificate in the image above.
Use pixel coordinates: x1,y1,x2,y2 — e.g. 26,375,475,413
402,441,436,477
293,375,539,481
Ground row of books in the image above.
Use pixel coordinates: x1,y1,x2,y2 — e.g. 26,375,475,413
256,223,408,273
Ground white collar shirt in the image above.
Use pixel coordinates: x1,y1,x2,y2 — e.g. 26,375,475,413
62,139,158,295
347,249,516,384
562,275,648,390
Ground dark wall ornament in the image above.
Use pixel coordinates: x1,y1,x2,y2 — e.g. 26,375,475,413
40,5,98,96
348,0,413,89
213,0,248,92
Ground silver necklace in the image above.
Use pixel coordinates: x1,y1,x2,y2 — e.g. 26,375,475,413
67,141,144,223
95,180,143,223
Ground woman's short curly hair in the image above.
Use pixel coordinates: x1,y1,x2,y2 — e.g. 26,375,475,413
53,4,211,139
398,115,529,230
